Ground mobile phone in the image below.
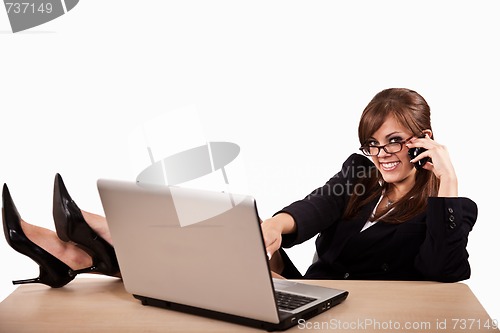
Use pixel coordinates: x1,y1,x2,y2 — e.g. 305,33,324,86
408,136,429,170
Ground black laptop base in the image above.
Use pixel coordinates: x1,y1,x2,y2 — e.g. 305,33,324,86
133,292,348,331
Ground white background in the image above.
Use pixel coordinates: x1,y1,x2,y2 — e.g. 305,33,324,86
1,0,499,322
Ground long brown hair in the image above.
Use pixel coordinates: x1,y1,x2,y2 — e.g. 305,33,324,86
343,88,440,223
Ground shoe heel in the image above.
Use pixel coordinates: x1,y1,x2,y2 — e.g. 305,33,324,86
13,277,41,285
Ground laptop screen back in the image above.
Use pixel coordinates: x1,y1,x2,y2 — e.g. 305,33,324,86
97,179,280,324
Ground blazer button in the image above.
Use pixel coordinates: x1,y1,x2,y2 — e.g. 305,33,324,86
381,263,389,272
448,207,454,214
448,222,457,229
344,273,350,279
449,215,455,222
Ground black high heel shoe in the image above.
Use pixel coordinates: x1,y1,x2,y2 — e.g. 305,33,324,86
2,184,76,288
52,173,119,277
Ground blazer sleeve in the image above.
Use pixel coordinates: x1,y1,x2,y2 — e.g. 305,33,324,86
415,197,478,282
276,153,374,247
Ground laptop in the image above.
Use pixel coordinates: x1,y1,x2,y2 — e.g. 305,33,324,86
97,179,348,331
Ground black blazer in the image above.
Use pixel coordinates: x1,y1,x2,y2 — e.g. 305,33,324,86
277,154,478,282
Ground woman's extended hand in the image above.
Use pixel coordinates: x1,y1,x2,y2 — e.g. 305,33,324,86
406,134,458,197
260,213,297,260
261,218,284,260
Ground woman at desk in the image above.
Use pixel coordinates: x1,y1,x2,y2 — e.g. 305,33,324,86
262,88,477,282
2,88,477,288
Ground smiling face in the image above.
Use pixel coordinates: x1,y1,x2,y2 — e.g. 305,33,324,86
351,88,439,222
368,115,417,190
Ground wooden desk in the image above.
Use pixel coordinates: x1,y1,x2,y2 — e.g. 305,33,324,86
0,278,497,332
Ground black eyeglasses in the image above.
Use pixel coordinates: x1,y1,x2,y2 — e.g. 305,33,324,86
359,137,412,156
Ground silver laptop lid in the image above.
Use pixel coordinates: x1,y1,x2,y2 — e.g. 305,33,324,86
97,179,280,324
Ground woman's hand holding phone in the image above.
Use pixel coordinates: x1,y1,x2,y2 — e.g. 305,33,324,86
406,133,458,197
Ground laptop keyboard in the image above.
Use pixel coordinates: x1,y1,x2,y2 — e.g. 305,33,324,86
275,291,317,311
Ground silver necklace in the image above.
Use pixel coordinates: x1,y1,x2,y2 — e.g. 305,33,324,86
385,194,394,208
